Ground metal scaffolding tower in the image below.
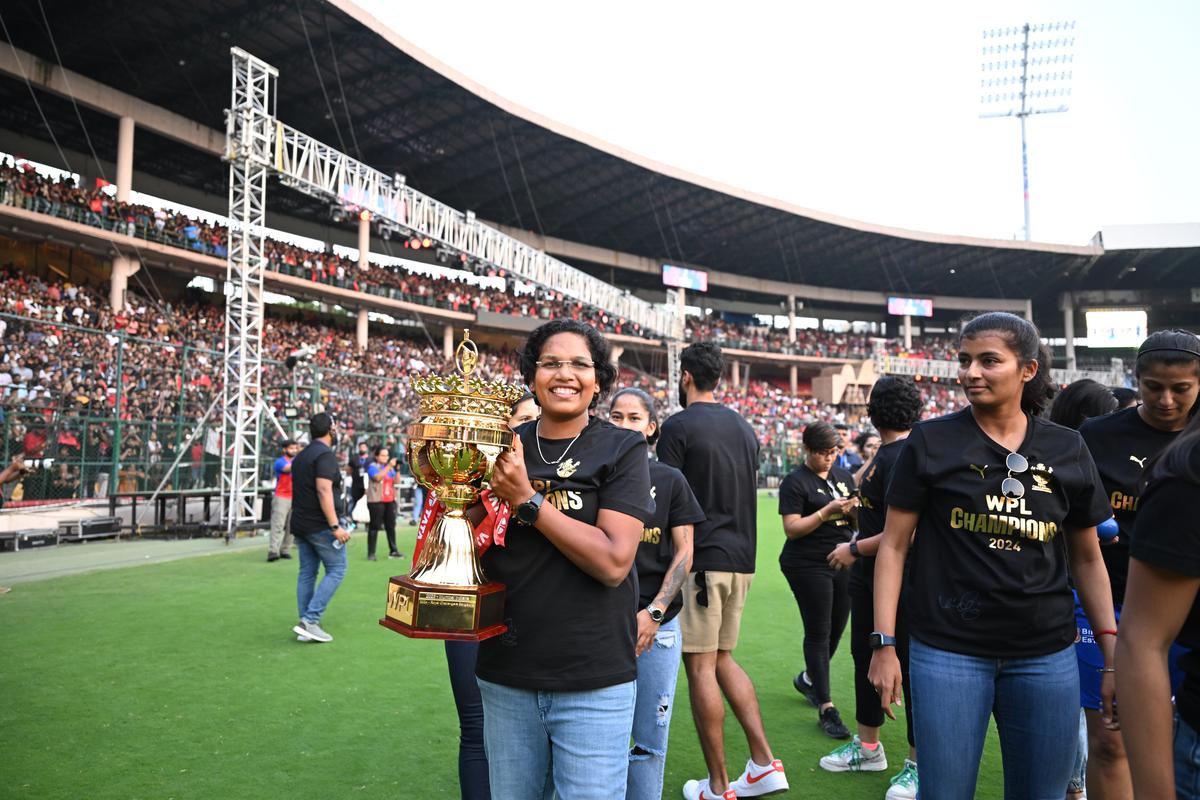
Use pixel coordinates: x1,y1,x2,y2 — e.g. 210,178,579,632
221,49,276,536
219,47,678,534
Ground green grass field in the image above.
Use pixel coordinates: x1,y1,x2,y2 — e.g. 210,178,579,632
1,497,1005,798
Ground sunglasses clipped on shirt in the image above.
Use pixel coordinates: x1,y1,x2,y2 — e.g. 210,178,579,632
1001,452,1029,500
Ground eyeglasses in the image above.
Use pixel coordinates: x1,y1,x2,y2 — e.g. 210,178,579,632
535,358,596,373
1001,452,1029,499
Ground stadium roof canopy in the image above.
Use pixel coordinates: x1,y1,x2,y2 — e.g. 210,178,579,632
0,0,1195,306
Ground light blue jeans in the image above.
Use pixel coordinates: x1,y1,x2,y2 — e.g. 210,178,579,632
295,528,347,624
909,636,1078,800
477,677,636,800
1177,714,1200,800
627,616,682,800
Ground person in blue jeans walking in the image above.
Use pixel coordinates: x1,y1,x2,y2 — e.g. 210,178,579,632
480,320,653,799
608,387,703,800
288,412,351,644
869,312,1118,800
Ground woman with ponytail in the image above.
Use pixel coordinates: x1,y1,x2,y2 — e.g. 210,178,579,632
869,312,1117,799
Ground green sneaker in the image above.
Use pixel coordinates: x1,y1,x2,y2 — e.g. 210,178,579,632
885,759,918,800
818,735,888,773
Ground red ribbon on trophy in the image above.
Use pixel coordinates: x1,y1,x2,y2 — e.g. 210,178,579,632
411,489,510,569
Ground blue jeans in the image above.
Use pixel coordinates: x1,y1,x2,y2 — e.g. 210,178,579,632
295,528,347,624
1178,715,1200,800
477,677,636,800
627,617,681,800
910,636,1078,800
412,484,425,525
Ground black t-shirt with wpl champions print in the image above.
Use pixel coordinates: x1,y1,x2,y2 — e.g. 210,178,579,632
477,417,654,692
1079,406,1180,606
886,409,1111,658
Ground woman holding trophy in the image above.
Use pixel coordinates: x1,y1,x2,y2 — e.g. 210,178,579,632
481,319,654,799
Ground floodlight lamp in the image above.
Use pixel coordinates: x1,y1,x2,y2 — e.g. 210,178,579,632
359,210,371,222
422,238,432,248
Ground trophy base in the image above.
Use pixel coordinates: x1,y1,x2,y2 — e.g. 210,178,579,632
379,575,507,641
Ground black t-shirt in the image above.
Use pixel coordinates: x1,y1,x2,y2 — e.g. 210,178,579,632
850,437,907,593
1129,458,1200,731
636,460,706,623
887,409,1110,658
777,464,857,571
657,402,759,573
477,417,654,691
1080,406,1180,606
289,440,344,535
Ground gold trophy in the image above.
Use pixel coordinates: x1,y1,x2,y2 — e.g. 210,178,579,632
380,330,525,641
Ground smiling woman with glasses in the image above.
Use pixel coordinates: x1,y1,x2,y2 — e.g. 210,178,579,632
475,318,654,799
868,311,1117,800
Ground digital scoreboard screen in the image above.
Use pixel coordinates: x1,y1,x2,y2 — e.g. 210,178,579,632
662,264,708,292
887,296,934,317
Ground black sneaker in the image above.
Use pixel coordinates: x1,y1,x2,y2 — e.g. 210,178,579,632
793,672,820,708
267,554,279,562
280,553,292,560
388,551,404,559
367,553,377,562
819,706,852,740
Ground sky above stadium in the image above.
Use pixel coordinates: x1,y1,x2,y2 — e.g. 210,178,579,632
360,0,1198,247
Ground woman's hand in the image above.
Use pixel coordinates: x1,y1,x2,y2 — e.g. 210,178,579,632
825,497,857,518
635,609,659,657
490,435,535,507
868,648,904,720
827,541,856,571
1101,670,1119,730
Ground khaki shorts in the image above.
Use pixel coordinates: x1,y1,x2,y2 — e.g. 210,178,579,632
680,571,754,653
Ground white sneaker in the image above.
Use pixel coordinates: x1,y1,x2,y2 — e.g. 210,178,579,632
292,620,332,643
682,778,736,800
885,759,918,800
819,736,888,773
728,758,789,797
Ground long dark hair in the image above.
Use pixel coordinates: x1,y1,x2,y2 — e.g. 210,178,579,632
960,312,1056,415
1135,329,1200,378
1047,379,1118,430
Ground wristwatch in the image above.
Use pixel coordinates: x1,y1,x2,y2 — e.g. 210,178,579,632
869,632,898,650
646,605,665,624
515,491,545,525
849,539,861,558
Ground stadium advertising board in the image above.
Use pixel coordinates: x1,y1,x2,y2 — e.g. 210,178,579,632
887,296,934,317
662,264,708,292
1085,309,1148,348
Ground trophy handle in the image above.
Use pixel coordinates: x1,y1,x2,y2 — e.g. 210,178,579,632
477,444,502,484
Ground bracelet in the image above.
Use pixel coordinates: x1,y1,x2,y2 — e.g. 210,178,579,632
817,510,826,522
1097,667,1116,674
1095,629,1118,637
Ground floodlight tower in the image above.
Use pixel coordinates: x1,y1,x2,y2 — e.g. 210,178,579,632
979,21,1076,241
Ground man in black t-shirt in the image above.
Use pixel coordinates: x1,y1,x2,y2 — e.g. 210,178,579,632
660,343,788,800
289,412,351,644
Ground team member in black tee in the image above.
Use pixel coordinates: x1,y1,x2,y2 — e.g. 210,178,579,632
821,376,923,798
778,421,858,740
869,312,1117,800
480,319,653,799
659,342,788,800
607,387,704,800
1116,409,1200,798
1075,329,1200,800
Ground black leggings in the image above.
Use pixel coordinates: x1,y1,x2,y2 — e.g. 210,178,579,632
850,583,914,745
445,640,490,799
783,565,851,706
366,501,397,556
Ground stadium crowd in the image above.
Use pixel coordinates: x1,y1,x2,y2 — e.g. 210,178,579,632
1,159,956,360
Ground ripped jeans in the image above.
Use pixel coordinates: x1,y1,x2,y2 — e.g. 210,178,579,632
627,616,682,800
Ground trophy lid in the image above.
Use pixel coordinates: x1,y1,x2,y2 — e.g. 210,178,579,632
410,329,526,419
